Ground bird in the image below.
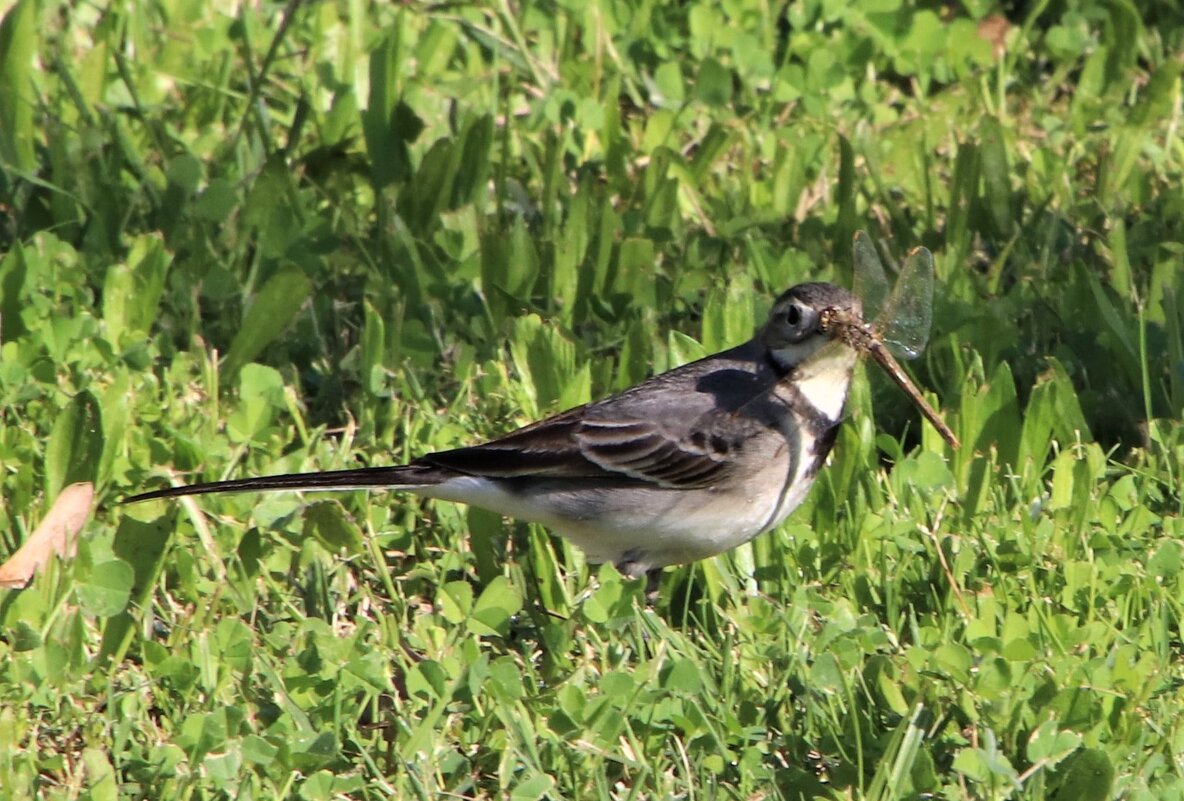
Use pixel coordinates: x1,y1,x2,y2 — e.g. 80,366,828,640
127,282,864,578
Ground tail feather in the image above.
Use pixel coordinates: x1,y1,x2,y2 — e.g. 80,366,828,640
124,464,444,504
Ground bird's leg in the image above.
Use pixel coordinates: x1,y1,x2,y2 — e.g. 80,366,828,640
613,556,662,606
644,568,662,605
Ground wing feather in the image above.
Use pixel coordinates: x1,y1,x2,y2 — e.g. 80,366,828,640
575,417,738,489
417,342,776,489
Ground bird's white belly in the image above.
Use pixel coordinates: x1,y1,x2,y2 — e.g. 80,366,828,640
553,472,818,570
420,445,819,573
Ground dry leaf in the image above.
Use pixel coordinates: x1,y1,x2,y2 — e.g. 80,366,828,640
977,14,1012,61
0,482,93,588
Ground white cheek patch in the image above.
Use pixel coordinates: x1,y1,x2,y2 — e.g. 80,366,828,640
766,337,826,373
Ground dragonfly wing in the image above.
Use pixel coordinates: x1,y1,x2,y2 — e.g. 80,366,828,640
873,245,934,360
852,231,889,322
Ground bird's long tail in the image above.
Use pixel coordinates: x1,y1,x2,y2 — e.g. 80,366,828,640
124,464,443,504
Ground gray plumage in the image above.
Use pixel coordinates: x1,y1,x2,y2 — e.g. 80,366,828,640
127,283,863,576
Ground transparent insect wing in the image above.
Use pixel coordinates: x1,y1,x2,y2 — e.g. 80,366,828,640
870,245,935,360
852,231,889,323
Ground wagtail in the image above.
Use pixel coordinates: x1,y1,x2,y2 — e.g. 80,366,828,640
129,283,887,577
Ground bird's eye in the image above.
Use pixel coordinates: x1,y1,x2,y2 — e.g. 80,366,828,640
777,301,821,343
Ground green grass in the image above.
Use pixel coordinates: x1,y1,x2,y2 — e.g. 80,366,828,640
2,1,1184,798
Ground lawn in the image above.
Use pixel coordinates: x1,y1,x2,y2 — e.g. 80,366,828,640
2,1,1183,799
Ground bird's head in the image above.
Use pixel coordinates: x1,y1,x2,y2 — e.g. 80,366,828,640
759,282,863,422
761,282,862,371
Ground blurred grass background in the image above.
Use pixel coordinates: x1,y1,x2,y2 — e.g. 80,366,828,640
1,0,1183,798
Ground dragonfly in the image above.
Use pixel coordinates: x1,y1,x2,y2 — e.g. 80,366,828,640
821,231,960,449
